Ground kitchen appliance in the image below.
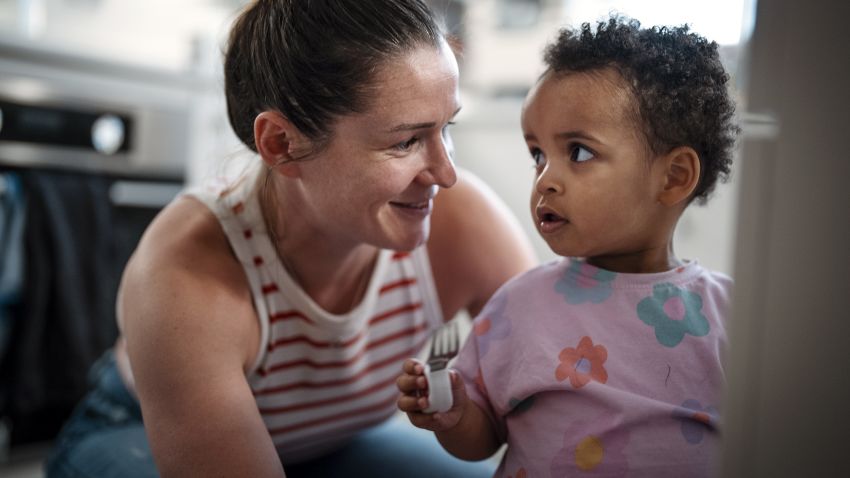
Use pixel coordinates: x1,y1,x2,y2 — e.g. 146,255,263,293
0,35,207,451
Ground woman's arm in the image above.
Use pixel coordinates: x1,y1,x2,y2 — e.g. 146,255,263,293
429,168,537,318
119,198,285,477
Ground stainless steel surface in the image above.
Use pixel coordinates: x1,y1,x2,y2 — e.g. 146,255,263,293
0,34,212,178
426,320,460,372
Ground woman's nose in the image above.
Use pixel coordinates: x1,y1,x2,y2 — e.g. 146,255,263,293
422,134,457,188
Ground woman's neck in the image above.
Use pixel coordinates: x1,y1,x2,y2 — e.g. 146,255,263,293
260,171,379,314
282,238,379,314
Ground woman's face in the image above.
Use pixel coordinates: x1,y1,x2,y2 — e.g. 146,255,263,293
293,40,461,252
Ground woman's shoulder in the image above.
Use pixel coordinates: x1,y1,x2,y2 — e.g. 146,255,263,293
118,195,259,367
130,196,241,281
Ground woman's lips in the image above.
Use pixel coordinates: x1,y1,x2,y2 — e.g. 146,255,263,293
390,199,432,219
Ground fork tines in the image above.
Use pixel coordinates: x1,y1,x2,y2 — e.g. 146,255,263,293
427,320,459,371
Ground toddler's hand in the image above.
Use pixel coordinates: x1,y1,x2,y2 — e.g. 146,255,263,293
396,358,468,431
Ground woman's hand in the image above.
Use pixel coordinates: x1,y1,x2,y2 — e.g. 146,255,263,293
396,358,469,431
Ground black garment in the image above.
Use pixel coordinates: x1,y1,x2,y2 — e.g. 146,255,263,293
0,168,163,445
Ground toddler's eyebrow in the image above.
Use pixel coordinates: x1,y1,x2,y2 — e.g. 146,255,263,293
387,107,462,133
556,130,599,143
524,130,600,143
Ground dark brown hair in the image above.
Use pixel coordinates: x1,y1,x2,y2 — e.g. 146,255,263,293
224,0,444,153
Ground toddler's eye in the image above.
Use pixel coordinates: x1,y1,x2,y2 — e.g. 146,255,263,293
530,148,546,168
571,145,594,163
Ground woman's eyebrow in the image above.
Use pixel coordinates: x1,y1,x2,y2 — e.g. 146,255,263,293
386,107,462,133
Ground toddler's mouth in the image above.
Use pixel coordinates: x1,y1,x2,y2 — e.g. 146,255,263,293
537,206,566,222
536,206,568,232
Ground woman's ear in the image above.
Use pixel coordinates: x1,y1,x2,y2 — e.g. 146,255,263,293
657,146,701,206
253,111,309,178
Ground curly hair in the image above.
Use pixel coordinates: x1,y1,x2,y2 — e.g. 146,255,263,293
543,16,739,203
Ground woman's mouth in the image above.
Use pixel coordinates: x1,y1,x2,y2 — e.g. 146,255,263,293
390,199,432,219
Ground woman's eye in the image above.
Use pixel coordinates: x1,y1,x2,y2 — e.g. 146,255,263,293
571,145,594,163
530,148,546,168
394,137,419,151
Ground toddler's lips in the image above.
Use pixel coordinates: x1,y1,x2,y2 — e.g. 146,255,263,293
536,206,568,233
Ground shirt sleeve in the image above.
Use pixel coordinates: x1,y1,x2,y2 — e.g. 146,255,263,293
452,295,510,443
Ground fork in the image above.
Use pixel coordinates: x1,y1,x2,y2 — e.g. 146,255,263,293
423,319,460,413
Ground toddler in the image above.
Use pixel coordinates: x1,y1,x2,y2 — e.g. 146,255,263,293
397,15,739,478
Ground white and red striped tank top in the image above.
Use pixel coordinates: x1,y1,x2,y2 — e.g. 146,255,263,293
185,172,444,463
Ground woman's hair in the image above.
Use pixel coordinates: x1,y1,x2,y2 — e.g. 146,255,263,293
543,15,739,203
224,0,444,154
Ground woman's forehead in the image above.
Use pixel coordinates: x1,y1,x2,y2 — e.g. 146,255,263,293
357,43,461,130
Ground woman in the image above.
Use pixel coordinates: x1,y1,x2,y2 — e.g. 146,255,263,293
46,1,536,477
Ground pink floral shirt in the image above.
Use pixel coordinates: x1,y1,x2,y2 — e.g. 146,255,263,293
453,258,732,478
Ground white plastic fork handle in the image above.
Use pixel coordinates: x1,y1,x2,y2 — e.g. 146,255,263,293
423,364,452,413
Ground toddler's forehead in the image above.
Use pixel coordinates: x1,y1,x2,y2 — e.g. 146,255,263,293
537,69,638,121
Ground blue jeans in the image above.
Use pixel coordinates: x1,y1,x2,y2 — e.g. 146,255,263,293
46,351,496,477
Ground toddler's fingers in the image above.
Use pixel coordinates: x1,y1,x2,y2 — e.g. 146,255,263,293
402,358,425,375
397,394,428,413
396,373,426,394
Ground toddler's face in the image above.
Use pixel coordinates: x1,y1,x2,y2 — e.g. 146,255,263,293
521,68,670,270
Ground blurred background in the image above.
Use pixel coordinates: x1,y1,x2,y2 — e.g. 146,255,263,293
1,0,847,477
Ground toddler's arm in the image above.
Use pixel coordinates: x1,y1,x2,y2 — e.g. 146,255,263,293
396,358,502,460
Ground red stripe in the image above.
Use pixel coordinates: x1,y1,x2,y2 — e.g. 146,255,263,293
263,323,428,373
369,302,422,326
258,374,398,415
269,310,314,325
255,338,427,393
379,278,417,295
243,229,253,239
391,251,409,260
267,394,399,436
268,332,363,351
262,283,279,295
254,256,264,266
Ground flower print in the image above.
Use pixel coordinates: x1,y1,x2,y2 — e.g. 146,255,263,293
673,399,719,444
550,415,630,475
636,283,710,347
473,292,511,358
555,336,608,389
555,260,617,304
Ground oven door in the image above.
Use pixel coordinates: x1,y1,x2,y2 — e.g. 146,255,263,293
0,166,182,448
0,94,186,450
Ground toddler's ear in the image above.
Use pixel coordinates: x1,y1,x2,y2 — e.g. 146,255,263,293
657,146,700,206
253,111,311,178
